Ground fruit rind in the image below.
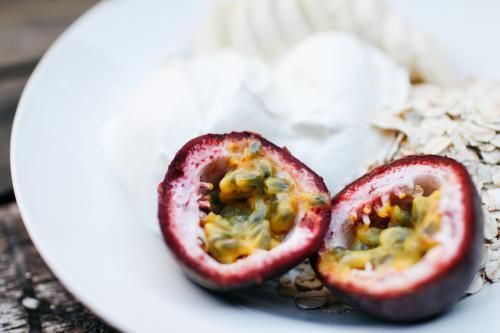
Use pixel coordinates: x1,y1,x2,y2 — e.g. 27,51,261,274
159,132,331,290
311,155,483,321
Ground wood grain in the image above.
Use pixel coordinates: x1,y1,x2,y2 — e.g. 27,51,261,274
0,203,116,332
0,74,30,196
0,0,98,68
0,1,118,331
0,0,98,196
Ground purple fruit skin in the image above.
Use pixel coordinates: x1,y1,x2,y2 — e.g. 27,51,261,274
159,132,331,290
312,155,484,322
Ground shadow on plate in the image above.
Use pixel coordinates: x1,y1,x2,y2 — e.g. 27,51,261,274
195,279,440,327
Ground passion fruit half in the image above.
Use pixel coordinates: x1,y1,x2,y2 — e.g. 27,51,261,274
312,155,483,321
159,132,331,289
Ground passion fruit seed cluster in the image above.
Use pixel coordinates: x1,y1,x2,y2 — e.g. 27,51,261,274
200,140,328,264
323,186,441,273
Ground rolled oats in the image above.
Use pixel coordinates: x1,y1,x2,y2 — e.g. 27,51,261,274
278,80,500,309
422,136,451,154
492,168,500,187
485,260,500,281
372,78,500,296
467,273,485,295
294,291,328,309
481,151,500,165
277,280,299,298
484,189,500,212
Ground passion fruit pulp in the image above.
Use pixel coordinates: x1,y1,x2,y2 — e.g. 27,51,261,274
158,132,331,289
311,155,483,321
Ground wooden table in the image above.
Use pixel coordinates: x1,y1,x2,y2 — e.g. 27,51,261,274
0,1,116,331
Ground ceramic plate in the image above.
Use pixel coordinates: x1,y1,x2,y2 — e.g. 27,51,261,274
11,0,500,331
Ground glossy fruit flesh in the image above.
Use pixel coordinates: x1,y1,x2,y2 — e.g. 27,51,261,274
312,155,483,321
158,132,331,289
320,187,441,273
200,140,328,264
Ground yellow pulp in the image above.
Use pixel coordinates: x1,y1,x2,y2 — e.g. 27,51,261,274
319,189,441,274
201,140,328,264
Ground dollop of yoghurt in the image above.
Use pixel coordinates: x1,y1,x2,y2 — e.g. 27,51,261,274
103,32,409,233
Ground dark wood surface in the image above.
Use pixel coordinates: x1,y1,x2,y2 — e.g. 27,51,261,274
0,0,100,195
0,1,117,331
0,204,116,332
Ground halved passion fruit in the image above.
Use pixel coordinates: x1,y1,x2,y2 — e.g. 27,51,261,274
312,155,483,321
158,132,331,289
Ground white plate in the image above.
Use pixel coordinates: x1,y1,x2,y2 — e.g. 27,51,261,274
10,0,500,332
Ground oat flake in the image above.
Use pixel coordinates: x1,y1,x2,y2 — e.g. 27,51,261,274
278,79,500,309
372,78,500,295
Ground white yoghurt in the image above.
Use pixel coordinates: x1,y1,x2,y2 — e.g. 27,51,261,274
103,32,409,234
195,0,455,84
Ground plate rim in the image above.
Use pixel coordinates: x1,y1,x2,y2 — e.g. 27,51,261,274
9,1,125,330
9,1,500,332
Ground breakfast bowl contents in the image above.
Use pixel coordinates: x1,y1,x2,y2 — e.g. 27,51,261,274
158,132,331,289
312,155,483,321
96,0,500,325
373,79,500,294
13,0,500,330
103,32,409,231
195,0,455,84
